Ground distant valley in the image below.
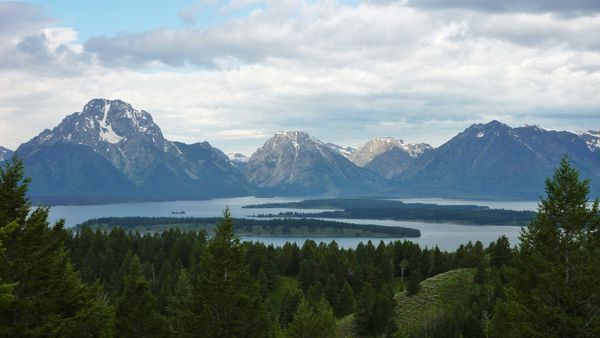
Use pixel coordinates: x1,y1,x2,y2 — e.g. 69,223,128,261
2,98,600,203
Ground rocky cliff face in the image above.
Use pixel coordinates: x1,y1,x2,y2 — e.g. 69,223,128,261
350,137,431,167
244,131,384,195
17,99,253,203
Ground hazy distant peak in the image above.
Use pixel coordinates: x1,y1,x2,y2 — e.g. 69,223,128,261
350,137,431,166
227,152,249,162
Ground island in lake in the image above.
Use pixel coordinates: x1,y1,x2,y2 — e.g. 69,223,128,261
77,216,421,238
242,198,536,226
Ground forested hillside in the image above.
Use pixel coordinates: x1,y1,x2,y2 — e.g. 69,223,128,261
1,157,599,337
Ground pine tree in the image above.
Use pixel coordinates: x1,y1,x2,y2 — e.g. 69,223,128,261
406,271,421,296
0,220,17,319
192,207,271,337
355,282,376,335
287,298,337,338
280,289,303,327
335,281,355,317
166,269,194,338
0,157,114,337
115,255,167,337
493,158,600,337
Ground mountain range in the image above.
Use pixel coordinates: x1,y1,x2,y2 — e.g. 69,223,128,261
243,131,384,195
15,99,252,203
4,98,600,203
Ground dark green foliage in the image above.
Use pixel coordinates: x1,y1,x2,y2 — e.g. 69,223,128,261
287,298,337,338
80,215,421,238
355,282,397,336
192,208,271,337
115,255,167,337
0,155,30,226
280,289,303,327
493,158,600,337
407,271,421,296
0,157,114,338
0,220,17,308
166,269,194,337
336,281,355,317
247,198,536,226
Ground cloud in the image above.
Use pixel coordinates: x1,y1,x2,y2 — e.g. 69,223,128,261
0,0,600,155
399,0,600,15
0,1,53,36
0,2,89,75
178,0,218,25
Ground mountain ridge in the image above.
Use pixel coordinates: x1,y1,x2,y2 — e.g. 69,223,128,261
243,130,384,195
17,98,253,203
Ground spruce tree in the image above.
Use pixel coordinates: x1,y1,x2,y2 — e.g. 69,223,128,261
0,220,17,321
355,282,376,335
115,255,167,337
0,157,114,337
287,298,337,338
192,207,271,337
166,269,194,338
336,281,355,317
406,271,421,296
494,158,600,337
280,289,302,327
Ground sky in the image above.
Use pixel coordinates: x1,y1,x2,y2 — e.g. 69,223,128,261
1,0,599,155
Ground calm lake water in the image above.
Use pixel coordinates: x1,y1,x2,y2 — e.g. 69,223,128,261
48,196,534,251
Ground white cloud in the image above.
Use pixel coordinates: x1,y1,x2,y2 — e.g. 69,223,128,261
0,0,599,155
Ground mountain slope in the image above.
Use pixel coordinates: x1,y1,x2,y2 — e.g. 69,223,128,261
228,153,249,170
350,137,431,166
392,121,600,199
365,147,416,179
244,131,384,195
17,99,253,203
325,143,355,159
0,146,13,163
350,137,432,178
578,130,600,153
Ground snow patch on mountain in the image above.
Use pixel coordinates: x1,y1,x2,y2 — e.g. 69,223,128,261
350,137,432,166
227,153,249,162
325,143,355,159
0,146,13,162
577,130,600,152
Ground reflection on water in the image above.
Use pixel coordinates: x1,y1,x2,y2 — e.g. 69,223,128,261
49,196,533,251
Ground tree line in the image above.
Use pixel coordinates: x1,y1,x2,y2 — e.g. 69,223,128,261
1,156,599,337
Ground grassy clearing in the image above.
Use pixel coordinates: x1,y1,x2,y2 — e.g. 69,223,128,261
267,276,299,319
394,268,475,336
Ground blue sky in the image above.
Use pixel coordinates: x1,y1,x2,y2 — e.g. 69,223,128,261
25,0,258,40
1,0,599,154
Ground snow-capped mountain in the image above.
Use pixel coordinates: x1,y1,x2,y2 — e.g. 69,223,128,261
18,99,252,203
350,137,432,167
228,153,249,169
0,146,13,162
244,131,383,195
391,121,600,199
578,130,600,153
228,153,249,163
325,143,355,159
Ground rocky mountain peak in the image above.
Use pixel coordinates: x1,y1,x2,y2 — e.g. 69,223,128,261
350,137,431,167
0,146,13,162
325,143,355,159
578,130,600,152
24,98,167,152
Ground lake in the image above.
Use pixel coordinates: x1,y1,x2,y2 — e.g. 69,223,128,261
48,196,534,251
